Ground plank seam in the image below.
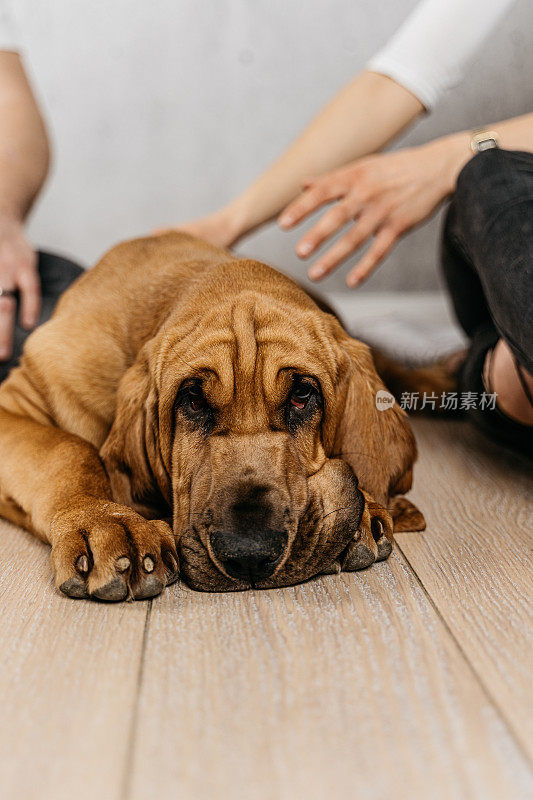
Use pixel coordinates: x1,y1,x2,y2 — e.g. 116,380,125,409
120,599,153,800
396,541,532,768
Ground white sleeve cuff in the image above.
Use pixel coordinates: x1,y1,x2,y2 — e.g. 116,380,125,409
365,0,517,113
366,54,440,111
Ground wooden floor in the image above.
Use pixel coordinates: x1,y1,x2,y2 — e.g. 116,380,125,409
0,418,531,800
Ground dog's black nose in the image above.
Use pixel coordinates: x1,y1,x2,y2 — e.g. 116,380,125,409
210,529,287,581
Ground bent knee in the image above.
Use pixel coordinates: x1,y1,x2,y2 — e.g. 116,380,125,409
450,149,533,237
455,148,533,200
457,149,509,193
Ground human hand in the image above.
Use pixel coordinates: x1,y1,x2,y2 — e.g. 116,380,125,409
0,214,40,360
278,134,471,287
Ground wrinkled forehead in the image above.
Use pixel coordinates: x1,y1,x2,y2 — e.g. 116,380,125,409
159,297,341,398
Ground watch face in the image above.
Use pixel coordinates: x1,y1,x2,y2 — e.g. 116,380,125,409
471,131,500,153
478,138,498,152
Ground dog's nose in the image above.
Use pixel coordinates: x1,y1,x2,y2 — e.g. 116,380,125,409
210,529,287,581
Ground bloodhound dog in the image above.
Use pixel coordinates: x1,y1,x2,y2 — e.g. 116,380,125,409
0,233,425,600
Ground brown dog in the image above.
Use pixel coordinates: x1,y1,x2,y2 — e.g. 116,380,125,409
0,233,424,600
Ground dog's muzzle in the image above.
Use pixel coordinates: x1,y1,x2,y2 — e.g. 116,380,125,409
210,528,288,582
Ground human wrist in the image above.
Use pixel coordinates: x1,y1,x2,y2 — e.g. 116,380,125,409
0,196,25,227
426,132,473,195
224,178,289,243
221,196,257,243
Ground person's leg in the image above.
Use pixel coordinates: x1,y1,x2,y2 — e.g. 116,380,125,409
441,201,494,341
448,148,533,369
441,148,533,454
0,251,84,382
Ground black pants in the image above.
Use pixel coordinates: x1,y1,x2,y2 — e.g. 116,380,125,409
442,148,533,455
0,251,83,383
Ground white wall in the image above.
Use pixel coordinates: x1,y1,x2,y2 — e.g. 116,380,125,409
14,0,533,293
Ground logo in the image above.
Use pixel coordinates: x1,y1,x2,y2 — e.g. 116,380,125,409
375,390,396,411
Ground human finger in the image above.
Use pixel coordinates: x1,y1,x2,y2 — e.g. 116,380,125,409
346,227,398,288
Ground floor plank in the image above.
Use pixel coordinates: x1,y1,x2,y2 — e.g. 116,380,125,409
130,551,532,800
0,521,147,800
397,418,533,763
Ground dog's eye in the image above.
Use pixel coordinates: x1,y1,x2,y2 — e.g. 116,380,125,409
177,381,210,415
284,378,321,433
289,384,314,410
185,386,206,412
176,381,216,434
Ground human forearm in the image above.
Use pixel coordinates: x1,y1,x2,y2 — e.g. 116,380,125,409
0,52,50,221
493,112,533,152
218,71,424,242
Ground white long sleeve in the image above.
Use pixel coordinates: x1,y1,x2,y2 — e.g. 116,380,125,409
0,0,20,52
367,0,518,110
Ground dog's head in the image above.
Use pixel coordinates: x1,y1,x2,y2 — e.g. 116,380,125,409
101,260,420,590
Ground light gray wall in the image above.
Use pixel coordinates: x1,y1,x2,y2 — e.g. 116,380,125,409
14,0,533,294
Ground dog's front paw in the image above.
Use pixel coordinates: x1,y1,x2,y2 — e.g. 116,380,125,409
50,502,179,601
340,490,394,572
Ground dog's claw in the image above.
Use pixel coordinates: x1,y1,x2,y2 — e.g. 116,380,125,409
165,570,181,586
163,551,178,573
371,518,393,561
375,535,393,561
116,556,131,573
76,554,89,574
161,550,180,586
143,555,155,573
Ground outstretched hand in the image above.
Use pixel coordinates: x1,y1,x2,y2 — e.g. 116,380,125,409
278,136,470,287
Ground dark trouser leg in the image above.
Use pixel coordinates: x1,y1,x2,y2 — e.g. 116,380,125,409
0,251,84,383
441,148,533,455
441,203,494,340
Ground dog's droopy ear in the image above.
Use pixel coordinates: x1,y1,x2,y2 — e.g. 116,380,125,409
100,352,170,517
330,329,420,514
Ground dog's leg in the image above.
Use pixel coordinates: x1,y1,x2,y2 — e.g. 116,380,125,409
0,493,37,534
340,489,394,571
0,408,179,600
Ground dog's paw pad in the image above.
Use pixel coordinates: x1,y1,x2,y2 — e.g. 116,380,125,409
59,575,88,599
343,541,377,571
134,574,164,600
91,576,129,602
